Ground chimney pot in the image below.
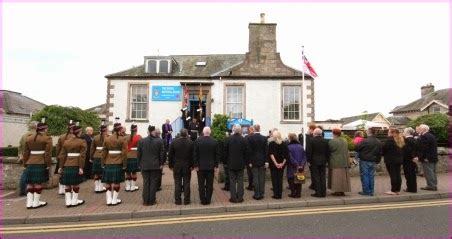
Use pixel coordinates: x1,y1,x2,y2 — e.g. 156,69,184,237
260,13,265,23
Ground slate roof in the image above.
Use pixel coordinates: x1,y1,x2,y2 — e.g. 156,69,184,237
0,90,46,116
340,112,381,125
390,88,450,113
86,103,107,114
106,54,246,78
386,116,411,126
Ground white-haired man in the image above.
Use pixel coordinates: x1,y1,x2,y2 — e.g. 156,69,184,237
418,124,438,191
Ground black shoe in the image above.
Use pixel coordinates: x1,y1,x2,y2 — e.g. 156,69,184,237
311,194,321,198
229,198,237,203
421,187,438,191
252,196,259,200
237,198,244,203
272,196,281,199
157,188,162,192
175,201,182,205
246,186,254,191
288,194,296,198
184,201,191,205
201,201,208,205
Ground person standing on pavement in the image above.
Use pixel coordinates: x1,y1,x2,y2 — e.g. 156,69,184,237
287,133,306,198
306,128,329,198
18,121,38,196
162,119,173,153
168,128,194,205
418,124,438,191
355,127,382,196
382,128,405,195
224,124,249,203
125,124,142,192
82,127,94,181
402,127,418,193
193,127,220,205
137,126,165,206
155,128,164,192
268,130,289,199
23,118,52,209
55,120,76,195
247,124,268,200
101,120,128,206
327,128,351,196
244,126,255,191
58,123,87,208
90,121,108,193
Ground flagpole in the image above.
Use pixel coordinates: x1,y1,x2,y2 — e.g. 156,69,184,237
302,46,307,150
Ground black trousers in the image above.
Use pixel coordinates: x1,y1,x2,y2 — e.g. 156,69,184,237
270,168,284,198
197,170,214,204
141,170,161,205
309,165,315,189
223,164,230,188
246,165,253,187
403,161,417,192
173,167,191,203
288,177,302,197
84,160,93,180
311,165,326,197
157,168,163,190
386,163,402,193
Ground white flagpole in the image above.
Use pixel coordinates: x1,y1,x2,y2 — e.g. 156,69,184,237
302,46,307,150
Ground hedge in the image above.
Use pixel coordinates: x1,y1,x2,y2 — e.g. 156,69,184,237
0,147,57,157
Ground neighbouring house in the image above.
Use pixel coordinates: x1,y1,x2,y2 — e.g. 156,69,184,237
104,14,315,137
390,83,450,120
86,103,108,121
0,90,46,147
314,119,343,130
340,112,391,129
386,115,411,128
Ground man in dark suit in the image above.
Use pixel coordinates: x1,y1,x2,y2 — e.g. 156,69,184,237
193,127,220,205
418,124,438,191
244,126,255,191
137,126,165,206
224,124,249,203
168,128,194,205
247,124,268,200
306,128,329,198
162,119,173,152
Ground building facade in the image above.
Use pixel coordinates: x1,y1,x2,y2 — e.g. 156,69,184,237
105,18,315,137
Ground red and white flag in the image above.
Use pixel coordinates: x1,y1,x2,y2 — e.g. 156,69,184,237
303,55,318,78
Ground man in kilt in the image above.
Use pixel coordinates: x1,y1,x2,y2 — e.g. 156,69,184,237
101,120,128,206
90,121,109,193
23,118,53,209
58,124,87,207
125,124,142,192
55,120,76,195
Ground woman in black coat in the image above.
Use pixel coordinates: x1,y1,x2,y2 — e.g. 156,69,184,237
402,127,418,193
268,130,289,199
382,128,404,195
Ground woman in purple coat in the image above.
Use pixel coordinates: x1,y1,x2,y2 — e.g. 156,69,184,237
287,133,307,198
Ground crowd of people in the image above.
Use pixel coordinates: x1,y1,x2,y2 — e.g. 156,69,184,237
18,117,439,209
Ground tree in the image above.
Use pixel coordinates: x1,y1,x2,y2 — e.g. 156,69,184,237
31,105,101,136
407,113,449,143
211,114,229,142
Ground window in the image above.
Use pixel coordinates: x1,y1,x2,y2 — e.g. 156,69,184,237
146,60,157,73
129,84,148,120
145,59,170,73
225,85,244,119
431,106,441,113
282,85,301,121
159,60,169,73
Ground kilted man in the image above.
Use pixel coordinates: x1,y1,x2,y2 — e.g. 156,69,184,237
90,121,109,193
55,120,76,195
125,124,142,192
101,120,128,206
58,123,87,207
23,118,53,209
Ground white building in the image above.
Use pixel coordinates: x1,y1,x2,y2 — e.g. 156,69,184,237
105,16,315,137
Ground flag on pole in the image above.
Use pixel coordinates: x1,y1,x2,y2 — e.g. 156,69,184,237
302,55,318,78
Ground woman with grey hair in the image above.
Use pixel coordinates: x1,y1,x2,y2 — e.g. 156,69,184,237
402,127,418,193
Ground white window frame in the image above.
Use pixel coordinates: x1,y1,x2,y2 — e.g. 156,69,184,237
128,84,149,120
145,59,171,73
431,106,441,113
224,84,245,119
281,85,302,122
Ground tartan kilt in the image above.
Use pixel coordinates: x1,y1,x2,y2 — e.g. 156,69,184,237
125,158,140,173
91,158,103,176
61,166,83,186
102,164,125,184
25,164,49,184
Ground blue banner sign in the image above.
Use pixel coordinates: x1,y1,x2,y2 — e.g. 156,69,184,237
152,86,182,101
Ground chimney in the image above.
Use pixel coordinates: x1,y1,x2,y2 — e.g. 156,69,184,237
421,83,435,97
247,13,277,64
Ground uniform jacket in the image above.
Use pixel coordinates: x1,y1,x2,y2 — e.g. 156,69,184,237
168,136,194,169
328,137,350,169
306,136,329,166
137,135,165,170
59,136,87,168
126,134,142,158
23,133,53,167
19,130,35,158
102,132,128,167
90,134,108,159
56,133,75,158
223,133,249,170
193,136,220,170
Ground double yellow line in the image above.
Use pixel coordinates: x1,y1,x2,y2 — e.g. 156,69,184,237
2,199,450,235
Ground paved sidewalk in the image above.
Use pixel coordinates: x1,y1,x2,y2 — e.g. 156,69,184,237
1,167,450,225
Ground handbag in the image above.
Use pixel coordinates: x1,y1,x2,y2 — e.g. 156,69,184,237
294,169,306,184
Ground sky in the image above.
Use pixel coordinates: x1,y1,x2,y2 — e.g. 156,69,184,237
2,2,450,120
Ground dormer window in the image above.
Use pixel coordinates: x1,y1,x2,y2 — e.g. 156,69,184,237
145,59,171,73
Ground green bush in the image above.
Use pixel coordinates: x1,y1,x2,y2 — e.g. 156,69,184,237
407,113,449,143
211,114,229,143
1,147,18,157
341,133,355,151
31,105,100,136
